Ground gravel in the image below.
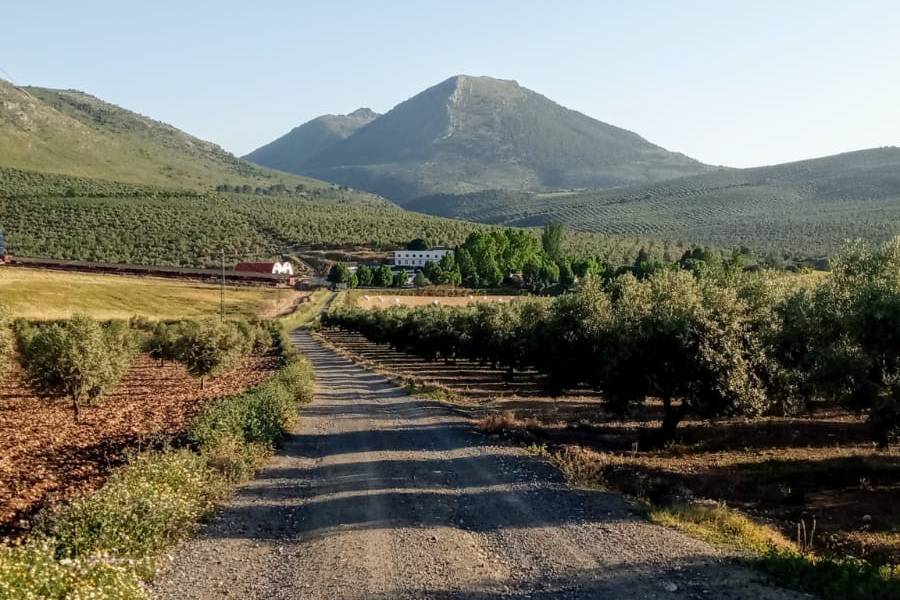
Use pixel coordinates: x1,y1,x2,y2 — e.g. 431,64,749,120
151,330,808,599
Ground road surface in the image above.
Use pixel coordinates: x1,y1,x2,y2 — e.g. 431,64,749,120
152,330,803,599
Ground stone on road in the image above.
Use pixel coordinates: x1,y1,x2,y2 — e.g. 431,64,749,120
152,330,804,599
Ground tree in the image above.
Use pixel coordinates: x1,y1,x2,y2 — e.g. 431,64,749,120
558,259,575,289
413,271,428,289
19,314,137,421
393,269,409,288
175,319,248,389
423,261,443,285
541,223,565,262
773,239,900,445
407,238,429,251
147,322,180,366
327,263,350,289
356,265,374,287
349,271,359,288
374,265,394,287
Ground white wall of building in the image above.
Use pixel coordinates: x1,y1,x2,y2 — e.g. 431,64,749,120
393,248,452,268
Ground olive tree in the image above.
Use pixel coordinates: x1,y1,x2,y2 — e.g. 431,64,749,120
19,314,137,421
175,319,249,389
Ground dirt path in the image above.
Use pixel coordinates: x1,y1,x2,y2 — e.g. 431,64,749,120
152,331,805,599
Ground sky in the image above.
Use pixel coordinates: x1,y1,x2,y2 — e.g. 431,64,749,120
3,0,898,167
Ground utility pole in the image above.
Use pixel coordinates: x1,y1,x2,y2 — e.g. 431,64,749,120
220,248,226,321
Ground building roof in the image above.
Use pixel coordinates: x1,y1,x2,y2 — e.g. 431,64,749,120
235,261,278,274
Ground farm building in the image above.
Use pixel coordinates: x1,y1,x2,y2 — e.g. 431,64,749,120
234,261,294,276
393,247,452,268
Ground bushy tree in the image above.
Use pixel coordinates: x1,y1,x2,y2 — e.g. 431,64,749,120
147,321,180,366
356,264,374,287
413,271,427,289
773,239,900,445
327,263,350,288
393,269,409,288
19,314,138,421
374,265,394,287
174,319,250,389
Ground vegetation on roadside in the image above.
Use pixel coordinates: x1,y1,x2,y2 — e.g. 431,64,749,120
0,321,314,599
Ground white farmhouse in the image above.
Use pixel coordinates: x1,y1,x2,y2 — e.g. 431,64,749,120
393,247,452,268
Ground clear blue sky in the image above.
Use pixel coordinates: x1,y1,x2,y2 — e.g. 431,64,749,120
4,0,898,167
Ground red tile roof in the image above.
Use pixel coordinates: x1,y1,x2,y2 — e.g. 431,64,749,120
235,262,277,274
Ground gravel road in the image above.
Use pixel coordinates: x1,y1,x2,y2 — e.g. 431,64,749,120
152,330,806,599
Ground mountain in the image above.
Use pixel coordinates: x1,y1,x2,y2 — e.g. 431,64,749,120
245,75,712,202
0,78,323,190
244,108,379,173
405,147,900,258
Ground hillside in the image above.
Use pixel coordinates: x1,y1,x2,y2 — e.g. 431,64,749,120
0,78,326,191
244,108,379,173
405,147,900,258
0,167,677,268
246,75,712,201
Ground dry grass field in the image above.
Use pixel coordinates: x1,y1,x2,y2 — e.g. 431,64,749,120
354,292,519,310
0,267,305,320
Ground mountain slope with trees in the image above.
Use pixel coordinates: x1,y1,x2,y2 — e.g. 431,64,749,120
404,147,900,259
245,75,712,201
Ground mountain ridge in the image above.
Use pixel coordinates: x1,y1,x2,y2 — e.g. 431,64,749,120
0,78,323,191
245,74,713,201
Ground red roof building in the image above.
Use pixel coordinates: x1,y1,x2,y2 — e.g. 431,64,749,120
234,261,294,276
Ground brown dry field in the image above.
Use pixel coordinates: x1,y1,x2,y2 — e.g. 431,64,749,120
0,352,279,539
354,293,520,310
320,328,900,567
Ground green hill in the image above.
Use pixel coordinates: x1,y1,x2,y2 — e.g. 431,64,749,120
246,75,712,201
0,78,327,191
0,167,678,268
404,147,900,258
245,108,379,173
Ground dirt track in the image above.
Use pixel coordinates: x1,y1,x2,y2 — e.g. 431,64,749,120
152,330,804,599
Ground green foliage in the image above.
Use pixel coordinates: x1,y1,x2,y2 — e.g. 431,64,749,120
173,319,257,387
1,167,679,270
0,540,145,600
327,263,351,287
356,264,374,287
772,238,900,445
36,449,225,562
758,550,900,600
17,315,138,420
188,356,314,480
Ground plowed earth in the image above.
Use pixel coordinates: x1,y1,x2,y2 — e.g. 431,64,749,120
0,353,279,539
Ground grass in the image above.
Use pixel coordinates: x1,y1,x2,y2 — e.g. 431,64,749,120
0,268,298,320
278,289,333,333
